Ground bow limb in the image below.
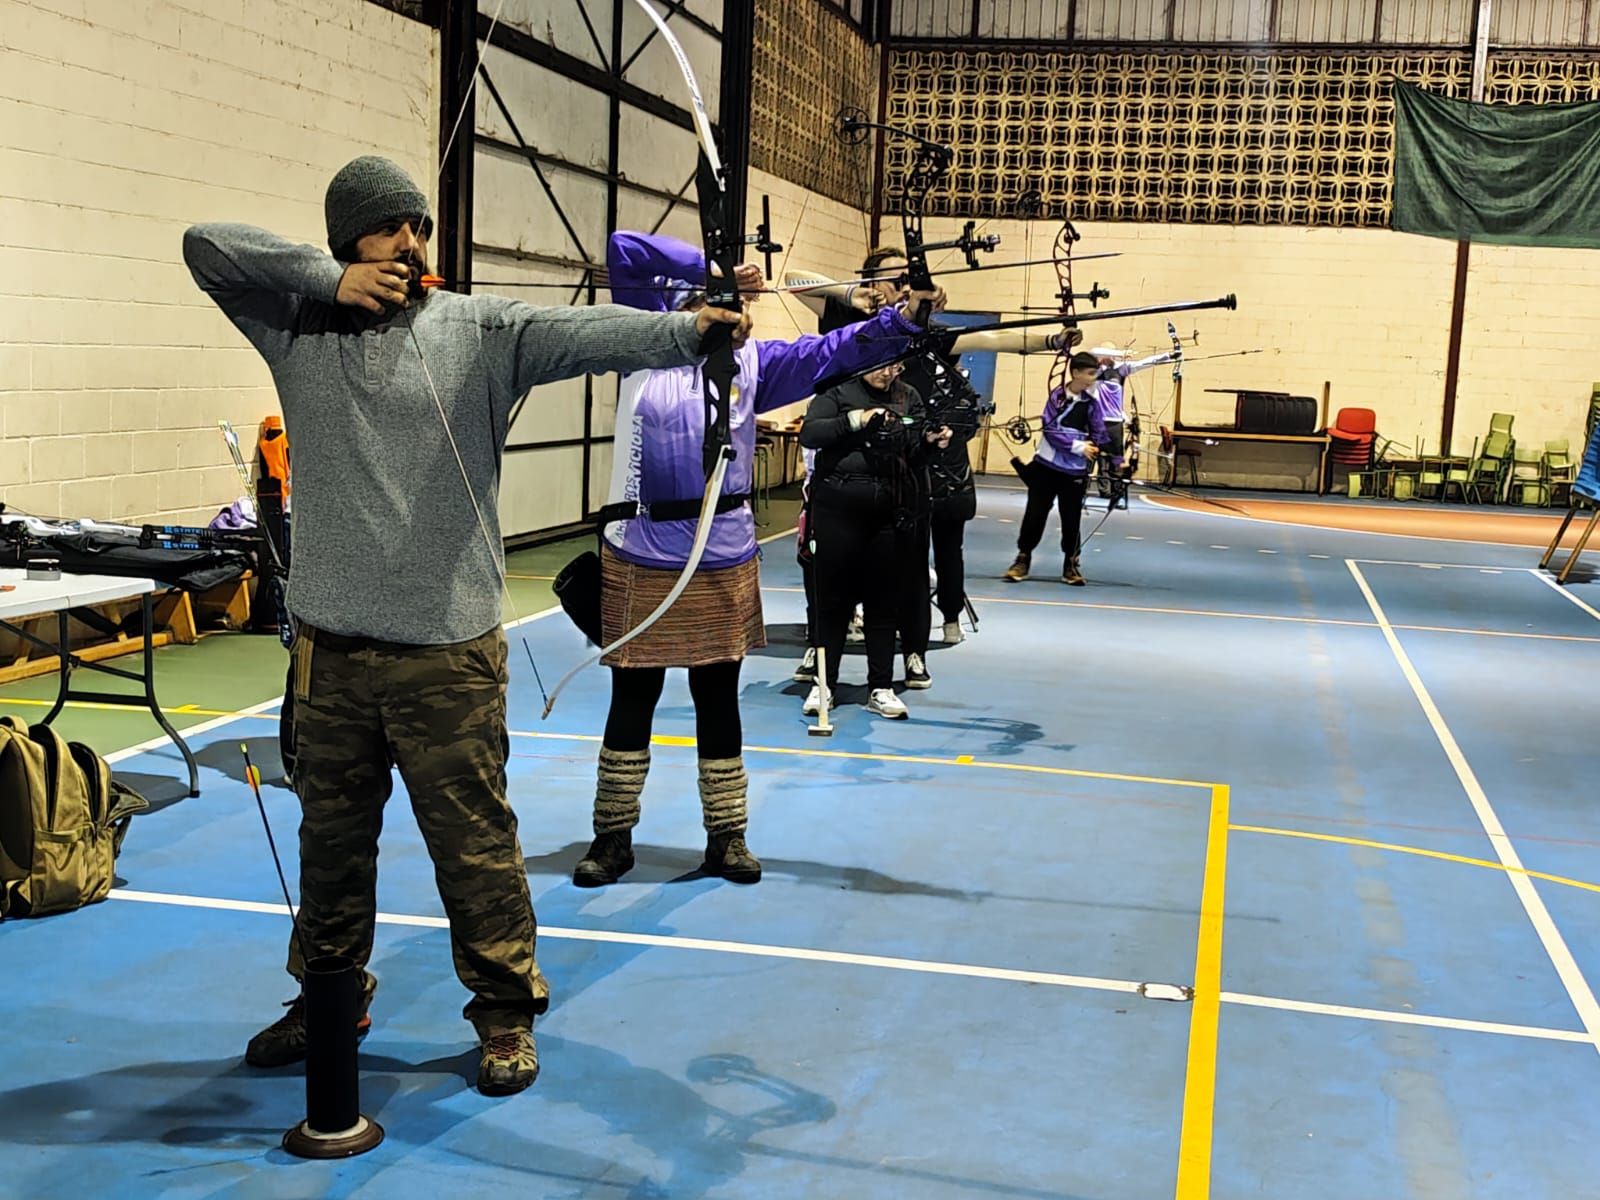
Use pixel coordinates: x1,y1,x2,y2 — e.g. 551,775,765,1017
538,451,732,718
541,0,739,718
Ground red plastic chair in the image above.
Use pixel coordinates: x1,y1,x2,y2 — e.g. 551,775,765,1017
1327,407,1377,467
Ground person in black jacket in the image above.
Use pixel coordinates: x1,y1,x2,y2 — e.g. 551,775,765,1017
922,376,978,647
800,362,950,720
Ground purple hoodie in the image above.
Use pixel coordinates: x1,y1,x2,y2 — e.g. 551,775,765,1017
602,231,922,570
1033,384,1119,476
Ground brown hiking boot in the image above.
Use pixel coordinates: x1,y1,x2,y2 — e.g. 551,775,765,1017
244,995,371,1068
477,1029,539,1096
1063,558,1085,586
1003,554,1030,582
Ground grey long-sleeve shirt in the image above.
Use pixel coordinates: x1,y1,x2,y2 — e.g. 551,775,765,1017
183,223,702,644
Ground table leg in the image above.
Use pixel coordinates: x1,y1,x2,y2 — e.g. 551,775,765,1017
41,609,72,725
140,592,200,796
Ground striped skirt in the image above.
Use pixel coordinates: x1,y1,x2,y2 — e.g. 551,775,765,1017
599,546,765,669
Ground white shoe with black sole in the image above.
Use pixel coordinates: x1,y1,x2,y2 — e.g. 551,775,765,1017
803,684,833,716
867,688,908,719
904,653,931,689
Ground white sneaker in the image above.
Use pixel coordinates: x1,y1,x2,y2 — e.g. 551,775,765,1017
793,647,818,682
846,615,865,645
867,688,908,719
904,653,931,690
803,684,833,716
942,621,964,645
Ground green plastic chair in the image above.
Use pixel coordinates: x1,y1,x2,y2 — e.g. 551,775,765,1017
1545,439,1574,506
1441,438,1475,502
1469,430,1512,503
1508,444,1549,506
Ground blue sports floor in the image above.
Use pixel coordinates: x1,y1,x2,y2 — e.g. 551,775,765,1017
5,481,1600,1198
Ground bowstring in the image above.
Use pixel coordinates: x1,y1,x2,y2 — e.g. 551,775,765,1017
394,0,552,703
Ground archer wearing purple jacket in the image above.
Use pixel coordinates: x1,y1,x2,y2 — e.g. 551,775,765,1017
1004,351,1122,587
569,230,932,890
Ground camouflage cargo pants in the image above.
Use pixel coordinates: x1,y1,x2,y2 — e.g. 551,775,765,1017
285,622,549,1038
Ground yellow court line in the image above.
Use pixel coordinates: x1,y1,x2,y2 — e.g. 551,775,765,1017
0,697,278,719
508,729,1217,790
0,699,1212,788
1176,784,1230,1200
759,586,1600,645
505,574,556,580
4,697,1219,790
1233,823,1600,898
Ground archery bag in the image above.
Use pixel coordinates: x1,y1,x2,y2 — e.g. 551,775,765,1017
554,551,605,646
0,717,148,919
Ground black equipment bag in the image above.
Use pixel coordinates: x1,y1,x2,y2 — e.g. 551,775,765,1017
554,551,604,646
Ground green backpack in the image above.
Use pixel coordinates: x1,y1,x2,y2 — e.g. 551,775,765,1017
0,716,148,919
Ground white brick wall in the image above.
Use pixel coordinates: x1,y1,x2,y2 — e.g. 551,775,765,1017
0,0,438,526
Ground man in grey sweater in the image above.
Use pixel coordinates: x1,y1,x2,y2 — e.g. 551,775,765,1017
184,155,745,1096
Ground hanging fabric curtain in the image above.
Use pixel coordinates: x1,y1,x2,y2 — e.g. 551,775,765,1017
1392,80,1600,249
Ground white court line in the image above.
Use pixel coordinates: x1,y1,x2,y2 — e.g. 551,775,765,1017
1352,559,1532,571
106,889,1140,995
1221,991,1591,1045
1532,570,1600,624
1346,559,1600,1055
106,696,284,765
104,888,1596,1045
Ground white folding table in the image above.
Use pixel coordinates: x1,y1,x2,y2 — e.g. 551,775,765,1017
0,568,200,796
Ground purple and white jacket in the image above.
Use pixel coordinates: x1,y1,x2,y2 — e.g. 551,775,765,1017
603,231,921,570
1091,351,1178,424
1033,385,1120,477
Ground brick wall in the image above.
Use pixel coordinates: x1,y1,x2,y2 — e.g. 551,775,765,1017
0,0,437,526
913,216,1600,471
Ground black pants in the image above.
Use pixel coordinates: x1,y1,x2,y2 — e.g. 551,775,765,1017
897,515,932,659
1017,468,1090,564
799,551,817,648
604,661,743,759
1095,420,1125,495
813,481,898,690
931,513,969,623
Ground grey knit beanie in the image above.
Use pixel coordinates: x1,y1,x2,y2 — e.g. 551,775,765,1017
324,156,431,257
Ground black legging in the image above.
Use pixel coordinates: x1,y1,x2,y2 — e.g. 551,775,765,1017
897,515,932,659
931,513,969,623
1017,467,1090,562
812,480,898,690
604,660,743,758
800,551,818,648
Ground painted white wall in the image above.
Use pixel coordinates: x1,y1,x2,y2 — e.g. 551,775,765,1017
0,0,438,526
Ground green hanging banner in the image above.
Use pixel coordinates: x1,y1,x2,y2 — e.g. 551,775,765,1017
1392,80,1600,249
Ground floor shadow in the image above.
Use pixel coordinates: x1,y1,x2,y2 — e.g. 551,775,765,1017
195,736,289,790
525,840,1085,909
112,770,192,816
